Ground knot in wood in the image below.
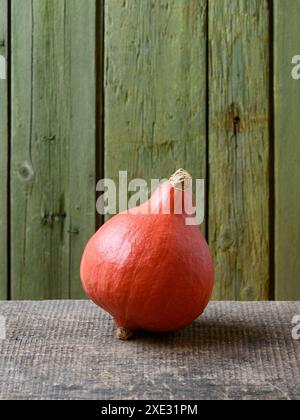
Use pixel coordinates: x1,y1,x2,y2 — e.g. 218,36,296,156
226,103,244,134
41,211,66,226
17,161,34,182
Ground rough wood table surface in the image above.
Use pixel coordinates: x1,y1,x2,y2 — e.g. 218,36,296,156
0,301,299,400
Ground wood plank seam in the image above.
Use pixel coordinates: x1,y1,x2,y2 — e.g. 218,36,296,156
0,0,8,300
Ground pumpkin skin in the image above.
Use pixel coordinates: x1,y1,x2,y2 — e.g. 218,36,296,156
80,173,214,335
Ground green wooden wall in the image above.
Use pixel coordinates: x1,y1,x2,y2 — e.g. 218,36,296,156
0,0,299,300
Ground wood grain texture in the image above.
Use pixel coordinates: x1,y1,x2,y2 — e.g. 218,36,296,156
0,0,8,299
209,0,270,300
0,300,299,400
274,1,300,300
105,0,207,221
11,0,96,299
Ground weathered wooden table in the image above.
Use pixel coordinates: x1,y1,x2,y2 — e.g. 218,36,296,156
0,301,299,400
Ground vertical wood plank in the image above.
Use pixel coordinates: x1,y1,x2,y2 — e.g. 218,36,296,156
0,0,8,299
67,1,98,299
105,0,207,216
274,0,300,300
11,0,96,299
209,0,270,300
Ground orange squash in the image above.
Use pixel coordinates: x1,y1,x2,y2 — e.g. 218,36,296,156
80,169,214,339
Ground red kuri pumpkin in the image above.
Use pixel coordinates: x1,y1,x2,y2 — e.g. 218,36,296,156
80,169,214,339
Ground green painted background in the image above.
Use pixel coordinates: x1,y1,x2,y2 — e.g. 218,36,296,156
0,0,299,301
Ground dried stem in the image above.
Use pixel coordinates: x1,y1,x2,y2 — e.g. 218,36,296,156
169,168,192,191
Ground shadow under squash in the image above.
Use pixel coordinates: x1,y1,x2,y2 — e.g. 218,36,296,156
131,317,285,353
